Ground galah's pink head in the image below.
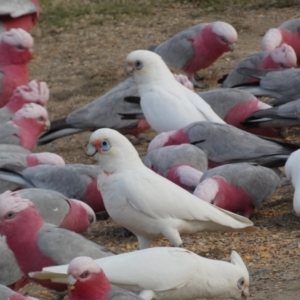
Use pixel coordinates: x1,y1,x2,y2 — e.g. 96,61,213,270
12,103,50,130
26,152,65,167
211,21,238,51
148,132,172,152
71,199,96,226
0,190,34,233
261,28,282,51
8,80,49,111
173,74,194,91
0,29,34,64
270,43,297,68
67,256,111,300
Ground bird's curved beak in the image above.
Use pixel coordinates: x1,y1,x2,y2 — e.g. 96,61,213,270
242,287,250,299
44,120,50,131
86,143,98,157
126,62,134,74
228,43,235,51
67,274,77,290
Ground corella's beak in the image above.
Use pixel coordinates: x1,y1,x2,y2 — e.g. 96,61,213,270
44,120,50,131
242,287,250,299
228,43,235,51
67,274,77,290
86,143,98,157
125,62,134,74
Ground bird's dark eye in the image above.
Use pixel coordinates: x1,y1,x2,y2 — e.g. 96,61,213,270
220,36,227,43
38,116,45,122
16,44,25,50
88,215,95,224
5,211,15,219
135,60,143,70
101,139,111,152
80,271,89,279
237,278,245,290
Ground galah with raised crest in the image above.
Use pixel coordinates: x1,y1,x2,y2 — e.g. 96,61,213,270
0,80,49,124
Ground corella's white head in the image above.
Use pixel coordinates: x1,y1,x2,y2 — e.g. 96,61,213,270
86,128,143,173
12,103,50,130
211,21,238,50
126,50,174,84
271,43,297,68
0,190,33,220
261,28,282,51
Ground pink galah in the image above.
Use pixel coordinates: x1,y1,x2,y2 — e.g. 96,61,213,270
0,0,40,34
0,80,49,124
0,28,33,108
149,21,237,85
148,121,299,168
2,189,95,233
67,256,143,300
221,44,297,87
0,103,50,150
194,163,281,218
0,194,114,292
262,18,300,63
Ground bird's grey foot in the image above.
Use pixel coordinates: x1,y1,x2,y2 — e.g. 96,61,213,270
194,72,205,81
191,77,208,89
121,227,134,238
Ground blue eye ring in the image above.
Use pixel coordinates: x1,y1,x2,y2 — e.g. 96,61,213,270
101,139,111,152
135,60,143,70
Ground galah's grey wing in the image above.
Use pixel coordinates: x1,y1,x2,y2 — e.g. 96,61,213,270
37,224,115,265
0,144,30,154
108,286,143,300
152,24,206,70
0,123,20,145
0,238,24,286
200,163,281,207
222,52,267,87
38,78,142,145
279,18,300,33
0,152,26,167
198,88,255,119
242,99,300,127
18,189,70,226
0,0,37,17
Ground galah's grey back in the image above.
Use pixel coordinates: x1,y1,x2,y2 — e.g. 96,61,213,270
235,68,300,99
17,189,71,226
0,237,24,287
0,164,100,199
200,163,281,207
279,18,300,32
198,88,261,119
242,99,300,128
143,144,208,173
185,122,299,166
38,77,142,145
108,286,143,300
37,224,114,264
221,51,269,87
149,24,207,70
0,144,30,154
0,122,20,145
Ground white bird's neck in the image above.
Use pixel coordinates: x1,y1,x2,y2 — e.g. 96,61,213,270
293,188,300,216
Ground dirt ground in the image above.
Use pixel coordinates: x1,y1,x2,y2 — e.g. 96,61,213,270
18,2,300,299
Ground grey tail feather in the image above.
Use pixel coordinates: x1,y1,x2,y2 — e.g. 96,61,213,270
236,67,279,79
232,81,260,88
123,96,141,104
147,45,157,51
269,97,299,106
0,164,32,187
118,113,144,120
